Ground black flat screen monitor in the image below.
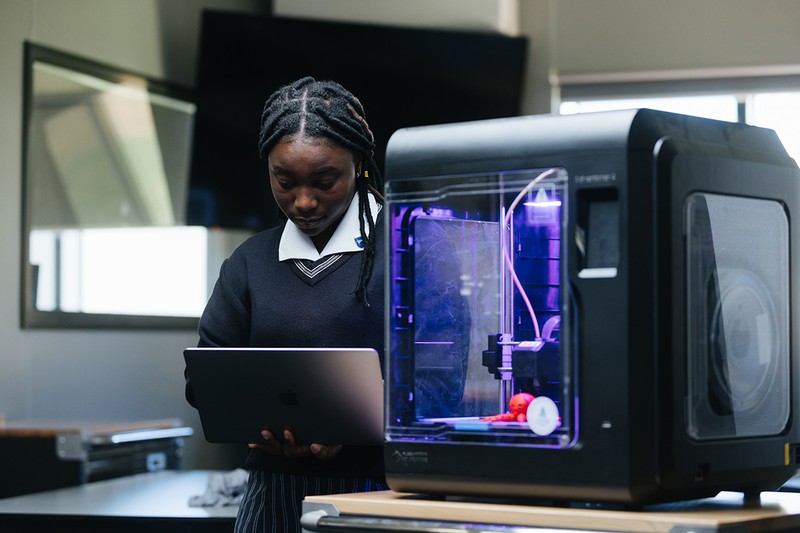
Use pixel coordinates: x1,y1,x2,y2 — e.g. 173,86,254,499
188,11,528,230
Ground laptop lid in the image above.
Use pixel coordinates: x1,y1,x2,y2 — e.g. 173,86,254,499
184,347,384,446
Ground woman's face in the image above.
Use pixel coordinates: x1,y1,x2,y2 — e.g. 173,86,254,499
268,134,360,251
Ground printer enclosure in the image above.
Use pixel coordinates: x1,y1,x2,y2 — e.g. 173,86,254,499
382,109,800,505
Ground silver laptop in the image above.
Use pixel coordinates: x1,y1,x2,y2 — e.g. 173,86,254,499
184,347,384,446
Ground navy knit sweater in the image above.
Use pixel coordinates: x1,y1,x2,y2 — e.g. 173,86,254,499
186,212,385,478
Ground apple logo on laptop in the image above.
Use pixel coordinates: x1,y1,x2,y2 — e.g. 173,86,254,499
279,389,300,406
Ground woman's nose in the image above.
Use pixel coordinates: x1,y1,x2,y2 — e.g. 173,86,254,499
294,188,317,212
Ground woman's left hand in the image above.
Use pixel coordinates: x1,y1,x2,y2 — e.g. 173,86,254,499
309,441,343,460
248,429,342,460
283,429,343,460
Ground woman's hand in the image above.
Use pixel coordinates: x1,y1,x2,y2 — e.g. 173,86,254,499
248,429,308,457
309,441,343,460
249,429,343,460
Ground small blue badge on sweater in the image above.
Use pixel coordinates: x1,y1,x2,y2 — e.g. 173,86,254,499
355,236,364,248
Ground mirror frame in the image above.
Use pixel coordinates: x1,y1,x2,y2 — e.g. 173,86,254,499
20,42,200,329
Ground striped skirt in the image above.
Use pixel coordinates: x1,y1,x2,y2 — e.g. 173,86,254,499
234,470,389,533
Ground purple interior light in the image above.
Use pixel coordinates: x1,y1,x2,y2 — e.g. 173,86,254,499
524,200,562,207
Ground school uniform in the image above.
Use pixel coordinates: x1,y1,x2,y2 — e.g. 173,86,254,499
187,192,387,533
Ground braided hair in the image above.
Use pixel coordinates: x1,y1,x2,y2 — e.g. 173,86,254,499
258,77,384,306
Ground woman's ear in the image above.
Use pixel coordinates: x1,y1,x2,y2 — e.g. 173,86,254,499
355,159,363,177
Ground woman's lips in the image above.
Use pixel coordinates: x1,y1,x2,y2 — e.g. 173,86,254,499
293,217,323,230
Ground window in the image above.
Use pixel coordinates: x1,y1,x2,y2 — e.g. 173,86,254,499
560,91,800,163
747,92,800,163
21,43,250,328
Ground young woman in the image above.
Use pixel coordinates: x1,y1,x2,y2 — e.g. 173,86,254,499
186,77,387,533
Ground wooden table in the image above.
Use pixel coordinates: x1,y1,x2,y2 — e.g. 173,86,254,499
302,489,800,532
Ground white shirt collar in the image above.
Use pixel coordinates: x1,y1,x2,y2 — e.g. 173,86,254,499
278,192,382,262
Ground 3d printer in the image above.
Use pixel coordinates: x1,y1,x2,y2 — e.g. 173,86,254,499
383,109,800,505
